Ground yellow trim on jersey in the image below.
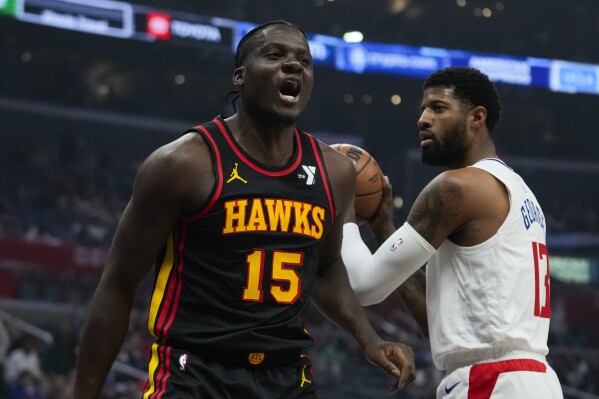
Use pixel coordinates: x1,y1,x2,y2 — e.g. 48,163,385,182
148,232,175,336
143,343,160,399
300,364,312,387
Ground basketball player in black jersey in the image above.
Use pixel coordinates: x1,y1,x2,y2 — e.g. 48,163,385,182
73,20,415,399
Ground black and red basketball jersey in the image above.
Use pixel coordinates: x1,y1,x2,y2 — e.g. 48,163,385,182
147,115,336,354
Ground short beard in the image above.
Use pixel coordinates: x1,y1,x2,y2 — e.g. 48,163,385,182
421,119,468,167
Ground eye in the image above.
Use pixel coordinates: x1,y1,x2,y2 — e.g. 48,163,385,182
299,57,311,66
266,51,282,59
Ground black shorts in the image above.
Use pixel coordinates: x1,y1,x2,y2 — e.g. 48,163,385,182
142,344,318,399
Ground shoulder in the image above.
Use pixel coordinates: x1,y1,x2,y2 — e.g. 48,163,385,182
140,132,209,177
316,140,355,178
427,167,498,201
134,132,214,212
416,166,506,223
316,140,356,211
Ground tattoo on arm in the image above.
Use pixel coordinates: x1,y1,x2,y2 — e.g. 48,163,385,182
407,178,464,244
408,186,443,241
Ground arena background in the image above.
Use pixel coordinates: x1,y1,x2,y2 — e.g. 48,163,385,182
0,1,598,398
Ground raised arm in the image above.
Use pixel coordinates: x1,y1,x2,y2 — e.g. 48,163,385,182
342,171,473,305
73,134,213,399
365,178,429,338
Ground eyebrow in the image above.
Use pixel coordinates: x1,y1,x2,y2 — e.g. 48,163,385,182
421,99,448,109
260,42,312,57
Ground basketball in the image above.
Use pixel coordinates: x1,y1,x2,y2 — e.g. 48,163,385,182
331,143,384,224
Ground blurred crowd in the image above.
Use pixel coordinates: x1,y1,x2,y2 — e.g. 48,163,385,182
0,296,597,399
0,132,141,246
1,131,598,247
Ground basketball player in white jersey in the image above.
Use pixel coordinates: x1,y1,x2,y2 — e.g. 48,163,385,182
342,67,563,399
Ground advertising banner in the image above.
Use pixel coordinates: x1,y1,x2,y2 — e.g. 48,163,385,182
18,0,134,38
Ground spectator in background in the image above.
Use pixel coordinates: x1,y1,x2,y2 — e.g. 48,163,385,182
3,334,44,390
8,371,45,399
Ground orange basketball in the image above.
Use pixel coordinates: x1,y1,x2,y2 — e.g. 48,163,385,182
331,143,384,224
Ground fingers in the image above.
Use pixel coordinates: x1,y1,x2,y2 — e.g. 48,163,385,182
388,380,400,395
379,360,408,395
384,358,402,379
387,344,415,391
382,175,393,195
388,370,416,395
397,356,416,390
365,342,415,395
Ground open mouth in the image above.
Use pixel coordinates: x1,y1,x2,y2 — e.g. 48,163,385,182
279,79,301,101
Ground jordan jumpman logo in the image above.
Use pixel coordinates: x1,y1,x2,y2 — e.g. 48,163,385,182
227,163,247,183
300,365,312,387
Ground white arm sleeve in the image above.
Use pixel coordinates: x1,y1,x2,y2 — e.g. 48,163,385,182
342,222,436,306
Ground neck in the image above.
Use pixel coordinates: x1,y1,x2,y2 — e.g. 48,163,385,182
450,139,497,170
224,113,297,167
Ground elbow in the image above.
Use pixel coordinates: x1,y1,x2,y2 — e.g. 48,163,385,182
353,286,385,307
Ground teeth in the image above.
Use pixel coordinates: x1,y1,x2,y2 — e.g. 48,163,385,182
282,94,295,101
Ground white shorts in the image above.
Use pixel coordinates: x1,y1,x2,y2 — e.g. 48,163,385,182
437,358,563,399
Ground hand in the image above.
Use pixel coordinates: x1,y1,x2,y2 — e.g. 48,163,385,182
363,339,415,393
367,176,397,244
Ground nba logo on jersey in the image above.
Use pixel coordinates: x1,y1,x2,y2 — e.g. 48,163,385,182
248,352,265,365
179,353,189,371
389,238,404,252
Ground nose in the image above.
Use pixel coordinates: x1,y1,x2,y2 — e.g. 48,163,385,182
417,109,431,130
282,57,304,73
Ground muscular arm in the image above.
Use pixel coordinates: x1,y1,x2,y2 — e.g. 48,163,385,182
312,145,377,349
406,171,466,248
74,134,212,399
360,179,431,337
342,171,474,306
312,144,414,390
343,160,509,336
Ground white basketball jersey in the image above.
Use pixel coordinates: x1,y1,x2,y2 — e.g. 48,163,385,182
426,158,551,371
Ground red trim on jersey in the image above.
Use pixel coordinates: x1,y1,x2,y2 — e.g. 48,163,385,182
153,345,171,399
308,134,335,224
186,126,224,222
468,359,546,399
213,117,303,176
155,223,186,338
143,345,171,399
161,223,187,337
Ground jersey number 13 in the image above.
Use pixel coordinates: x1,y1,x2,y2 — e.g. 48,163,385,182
532,241,550,318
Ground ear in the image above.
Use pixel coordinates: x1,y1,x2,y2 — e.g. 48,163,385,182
233,66,244,87
470,106,487,130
